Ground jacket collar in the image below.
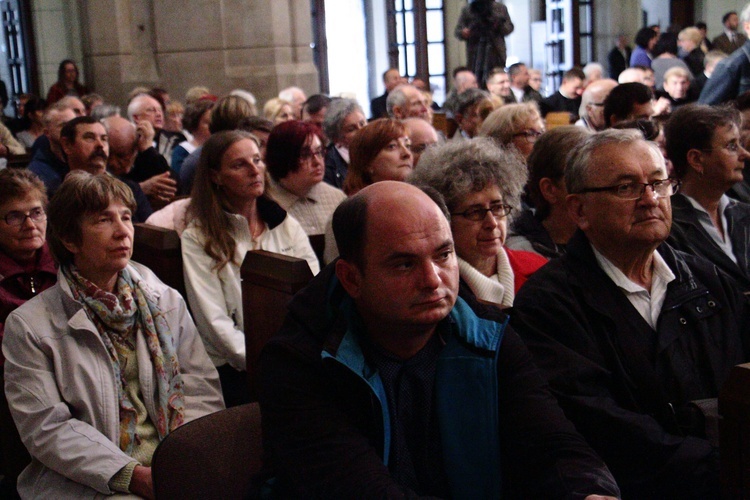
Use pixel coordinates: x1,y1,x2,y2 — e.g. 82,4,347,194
566,229,705,308
0,243,57,282
671,193,750,284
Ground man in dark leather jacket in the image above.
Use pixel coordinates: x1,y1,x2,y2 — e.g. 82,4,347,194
512,129,750,499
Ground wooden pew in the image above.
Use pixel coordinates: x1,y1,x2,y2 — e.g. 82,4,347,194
7,153,31,169
241,250,314,401
719,362,750,498
131,223,186,300
545,111,574,130
432,112,458,139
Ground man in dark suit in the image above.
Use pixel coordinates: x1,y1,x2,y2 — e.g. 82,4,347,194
370,68,402,120
608,35,632,80
539,67,585,120
712,11,747,54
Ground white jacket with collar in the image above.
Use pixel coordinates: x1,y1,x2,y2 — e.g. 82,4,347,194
2,262,224,499
181,203,319,370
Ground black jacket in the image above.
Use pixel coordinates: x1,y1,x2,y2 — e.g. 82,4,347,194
126,145,171,183
511,230,750,499
323,145,348,190
370,92,388,120
608,45,631,80
258,263,620,499
507,209,567,259
668,193,750,292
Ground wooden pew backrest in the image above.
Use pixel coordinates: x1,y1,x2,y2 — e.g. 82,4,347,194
241,250,314,401
719,362,750,498
132,223,186,300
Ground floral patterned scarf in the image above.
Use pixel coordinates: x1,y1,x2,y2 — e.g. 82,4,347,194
62,265,185,454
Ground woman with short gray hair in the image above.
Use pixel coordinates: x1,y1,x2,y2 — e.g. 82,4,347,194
410,138,547,308
323,98,366,188
479,102,544,160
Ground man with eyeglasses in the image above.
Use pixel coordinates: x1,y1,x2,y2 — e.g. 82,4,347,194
403,117,438,166
665,104,750,292
576,78,618,131
511,128,750,499
125,94,178,205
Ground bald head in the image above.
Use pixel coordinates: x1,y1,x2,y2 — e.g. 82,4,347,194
102,115,138,176
333,181,449,267
58,96,85,117
618,68,646,84
387,84,429,120
333,181,459,353
44,107,77,157
404,118,439,165
580,79,618,131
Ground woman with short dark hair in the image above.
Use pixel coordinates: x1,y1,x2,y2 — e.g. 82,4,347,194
171,98,215,175
631,27,658,68
266,120,345,236
507,126,591,258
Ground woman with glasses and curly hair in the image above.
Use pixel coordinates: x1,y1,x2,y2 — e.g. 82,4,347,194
479,102,544,160
410,138,547,308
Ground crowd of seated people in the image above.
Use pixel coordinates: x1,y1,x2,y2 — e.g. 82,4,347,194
5,11,750,494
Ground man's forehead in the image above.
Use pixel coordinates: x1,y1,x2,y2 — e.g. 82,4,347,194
79,123,106,134
366,211,451,259
52,110,76,124
589,141,665,179
138,96,159,110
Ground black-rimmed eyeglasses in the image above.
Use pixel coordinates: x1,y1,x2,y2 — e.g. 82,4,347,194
451,203,513,221
3,207,46,226
576,178,680,200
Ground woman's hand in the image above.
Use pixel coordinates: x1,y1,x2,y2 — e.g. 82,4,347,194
130,465,154,499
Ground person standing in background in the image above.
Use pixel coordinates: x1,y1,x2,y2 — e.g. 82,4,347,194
455,0,514,86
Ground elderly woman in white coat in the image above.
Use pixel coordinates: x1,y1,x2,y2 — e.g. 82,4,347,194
2,172,224,499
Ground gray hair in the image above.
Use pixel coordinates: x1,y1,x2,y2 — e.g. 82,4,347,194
126,94,152,122
409,137,527,223
386,84,410,118
279,86,305,102
478,102,541,145
741,3,750,24
455,88,491,116
583,62,604,79
90,105,121,121
323,98,363,143
566,128,664,194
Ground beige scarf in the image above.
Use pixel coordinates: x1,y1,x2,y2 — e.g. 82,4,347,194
457,247,515,308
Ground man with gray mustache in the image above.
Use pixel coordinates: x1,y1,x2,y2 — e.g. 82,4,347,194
60,115,109,175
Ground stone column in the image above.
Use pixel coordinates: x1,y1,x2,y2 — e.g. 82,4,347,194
78,0,318,107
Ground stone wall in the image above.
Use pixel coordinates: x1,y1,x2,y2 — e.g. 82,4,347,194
75,0,318,107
